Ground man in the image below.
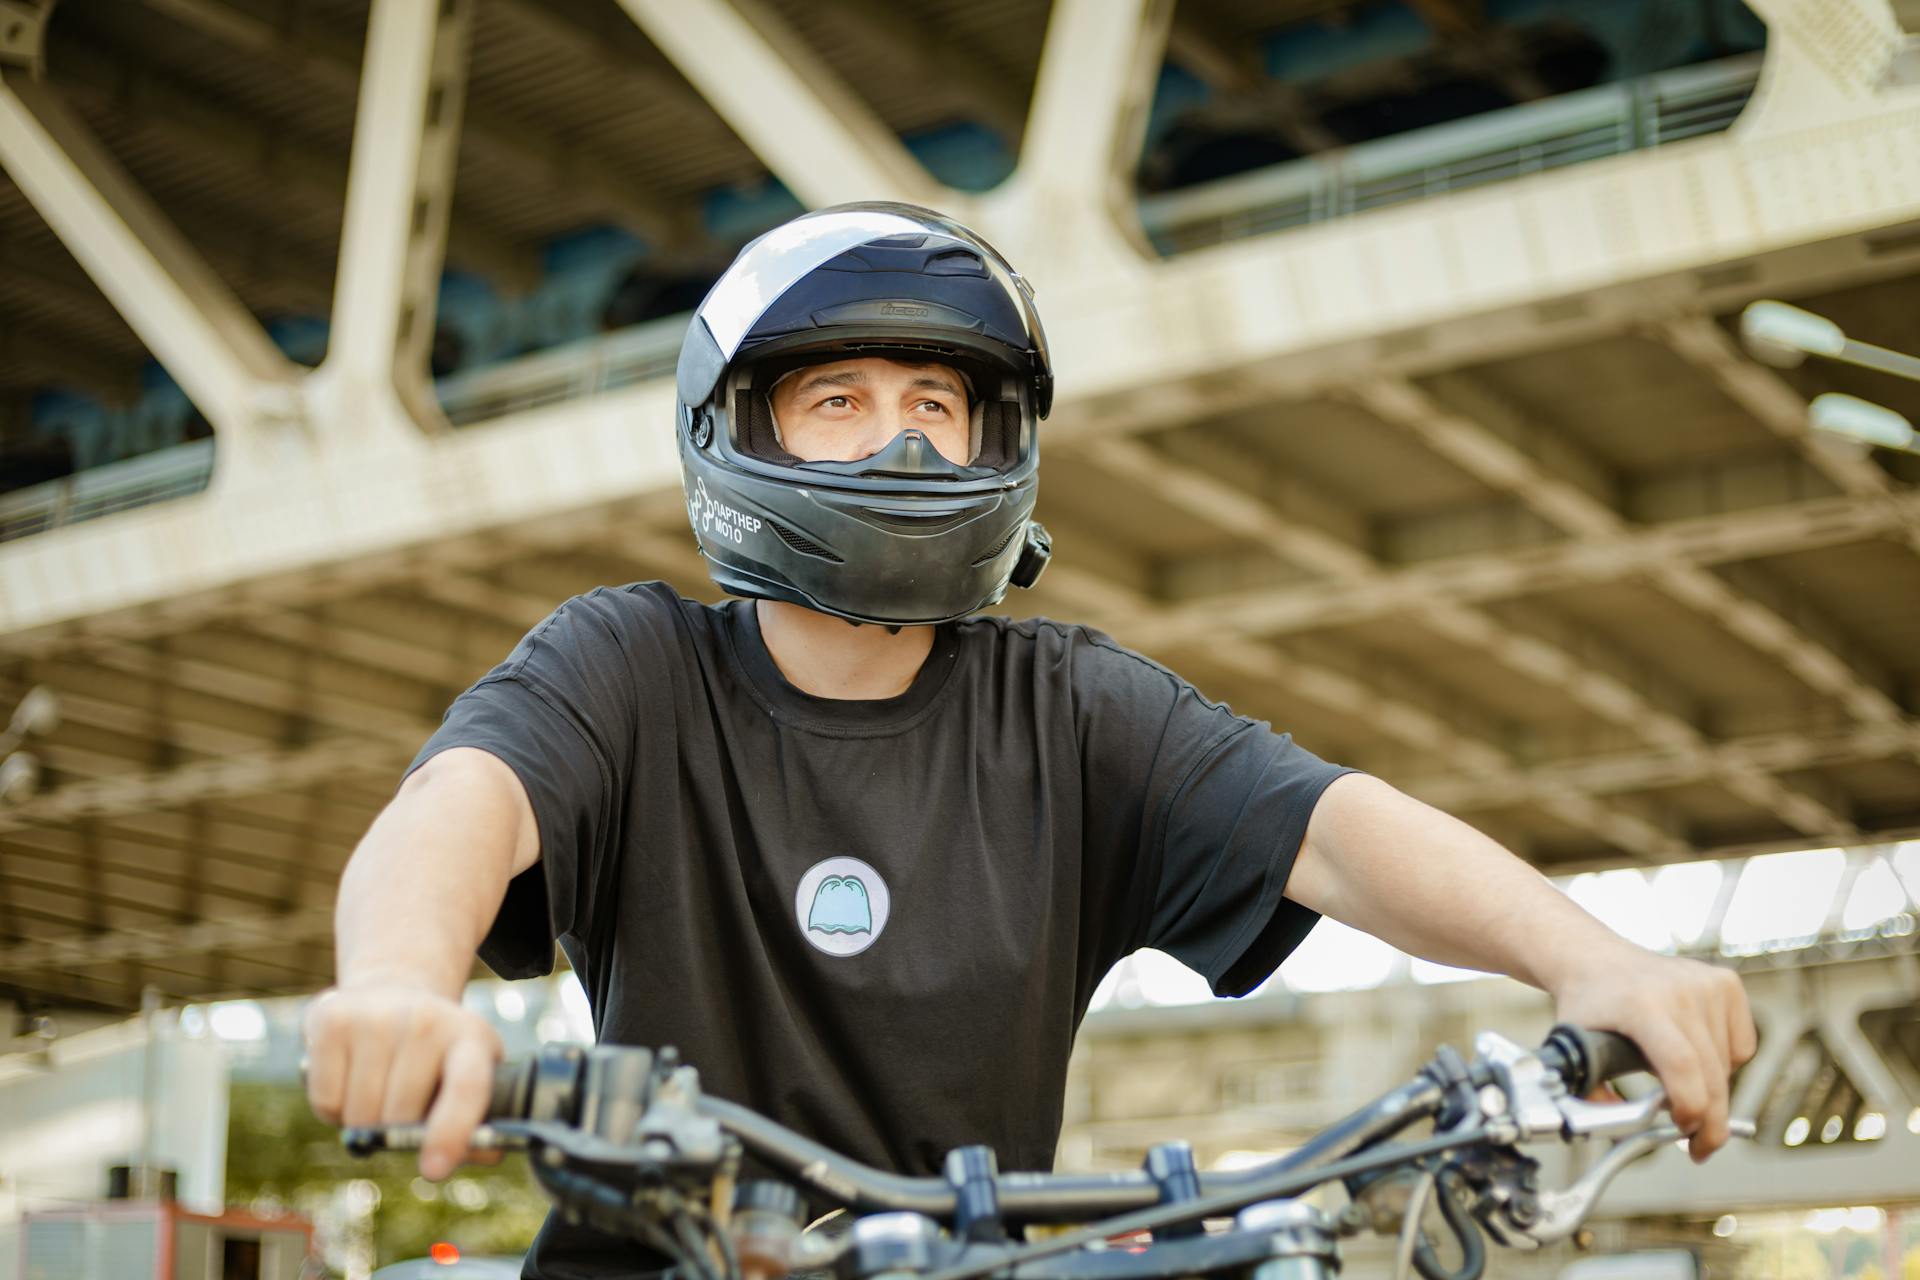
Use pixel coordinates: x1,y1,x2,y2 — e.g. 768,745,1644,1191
304,204,1754,1277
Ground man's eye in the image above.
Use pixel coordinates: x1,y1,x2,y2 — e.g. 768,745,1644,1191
916,400,951,414
821,395,852,409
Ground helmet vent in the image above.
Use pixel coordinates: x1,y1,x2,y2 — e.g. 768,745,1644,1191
971,526,1020,567
841,341,958,359
767,520,843,562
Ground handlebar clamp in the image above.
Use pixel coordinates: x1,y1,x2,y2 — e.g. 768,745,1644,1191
1145,1141,1205,1239
1473,1033,1572,1141
944,1146,1004,1244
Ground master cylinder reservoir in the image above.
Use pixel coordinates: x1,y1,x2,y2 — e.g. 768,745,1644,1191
730,1180,806,1280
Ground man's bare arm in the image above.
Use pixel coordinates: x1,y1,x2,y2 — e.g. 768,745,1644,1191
303,747,540,1179
1289,773,1756,1161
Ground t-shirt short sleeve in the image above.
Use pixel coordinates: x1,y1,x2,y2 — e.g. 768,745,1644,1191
1072,630,1356,998
406,588,649,980
1152,724,1356,995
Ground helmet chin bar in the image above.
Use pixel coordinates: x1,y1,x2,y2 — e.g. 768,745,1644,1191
798,430,990,481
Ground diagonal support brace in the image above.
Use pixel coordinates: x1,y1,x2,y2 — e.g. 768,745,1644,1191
315,0,474,444
0,63,302,452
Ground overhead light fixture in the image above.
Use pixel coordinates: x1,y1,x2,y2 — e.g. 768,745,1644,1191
1740,300,1920,381
1740,300,1845,367
1739,301,1920,457
0,686,58,756
0,752,39,805
1809,393,1919,453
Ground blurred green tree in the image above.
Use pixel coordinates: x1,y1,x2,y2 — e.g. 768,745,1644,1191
224,1081,549,1269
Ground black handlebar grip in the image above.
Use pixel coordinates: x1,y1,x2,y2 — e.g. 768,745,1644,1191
1541,1024,1648,1095
342,1127,385,1158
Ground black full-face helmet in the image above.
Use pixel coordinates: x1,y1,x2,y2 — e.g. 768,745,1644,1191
674,202,1054,626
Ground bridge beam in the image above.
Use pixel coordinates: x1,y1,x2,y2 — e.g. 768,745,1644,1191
1045,564,1513,771
1038,501,1682,859
1127,487,1920,649
137,0,684,249
0,737,415,836
50,39,535,290
1356,372,1900,740
0,66,301,450
615,0,946,210
981,0,1169,279
1738,0,1914,132
312,0,472,446
0,905,334,980
810,0,1030,145
1402,718,1920,818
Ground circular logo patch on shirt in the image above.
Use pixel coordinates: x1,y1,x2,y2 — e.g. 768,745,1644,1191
794,856,890,956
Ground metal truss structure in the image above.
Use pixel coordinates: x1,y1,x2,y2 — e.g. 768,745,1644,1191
1065,847,1920,1219
1070,953,1920,1224
0,0,1916,1013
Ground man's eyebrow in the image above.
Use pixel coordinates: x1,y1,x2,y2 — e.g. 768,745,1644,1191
790,369,965,398
792,370,869,395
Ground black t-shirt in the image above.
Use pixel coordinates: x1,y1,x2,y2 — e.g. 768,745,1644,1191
409,583,1354,1278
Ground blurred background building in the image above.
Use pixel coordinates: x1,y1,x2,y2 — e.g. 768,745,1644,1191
0,0,1917,1275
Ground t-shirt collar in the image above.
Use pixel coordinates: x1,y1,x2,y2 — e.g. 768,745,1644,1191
725,599,962,731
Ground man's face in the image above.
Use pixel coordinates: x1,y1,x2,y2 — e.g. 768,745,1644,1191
769,357,971,465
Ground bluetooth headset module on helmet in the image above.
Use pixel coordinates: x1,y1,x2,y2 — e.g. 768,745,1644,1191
674,201,1054,626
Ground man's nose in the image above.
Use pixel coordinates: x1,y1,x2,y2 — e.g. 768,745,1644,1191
854,404,912,457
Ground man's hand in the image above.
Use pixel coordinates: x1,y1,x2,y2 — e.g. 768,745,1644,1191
303,982,504,1180
1291,777,1761,1162
1548,950,1757,1161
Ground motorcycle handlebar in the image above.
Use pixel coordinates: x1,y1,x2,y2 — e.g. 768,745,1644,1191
1536,1024,1648,1096
489,1056,532,1121
335,1025,1674,1280
372,1026,1643,1222
481,1027,1645,1129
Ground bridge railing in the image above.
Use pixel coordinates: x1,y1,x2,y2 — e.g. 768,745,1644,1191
434,311,689,427
1136,53,1763,255
0,438,215,544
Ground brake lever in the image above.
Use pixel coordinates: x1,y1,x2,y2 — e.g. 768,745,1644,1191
1494,1118,1757,1246
1470,1034,1761,1248
1555,1091,1667,1140
1474,1033,1697,1143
